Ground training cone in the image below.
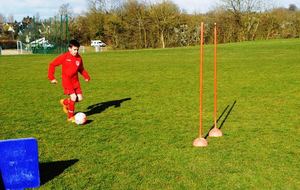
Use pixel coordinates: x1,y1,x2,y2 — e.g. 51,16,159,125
193,137,208,147
209,127,223,137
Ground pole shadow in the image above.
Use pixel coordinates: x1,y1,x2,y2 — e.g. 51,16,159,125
219,100,236,130
84,98,131,116
204,100,237,138
39,159,79,186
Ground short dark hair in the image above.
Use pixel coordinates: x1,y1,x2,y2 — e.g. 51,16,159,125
69,39,80,48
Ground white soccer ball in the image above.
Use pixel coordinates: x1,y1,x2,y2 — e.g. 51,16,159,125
74,112,87,125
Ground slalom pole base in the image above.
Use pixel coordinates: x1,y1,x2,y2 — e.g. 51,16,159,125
209,127,223,137
193,137,208,147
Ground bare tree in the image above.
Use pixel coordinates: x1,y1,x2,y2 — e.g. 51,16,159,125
59,3,73,17
221,0,266,13
149,0,180,48
220,0,266,41
122,0,149,48
88,0,123,13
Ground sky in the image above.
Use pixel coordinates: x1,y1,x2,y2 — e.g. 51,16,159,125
0,0,300,22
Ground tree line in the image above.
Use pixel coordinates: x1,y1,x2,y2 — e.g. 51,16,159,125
1,0,299,49
69,0,300,48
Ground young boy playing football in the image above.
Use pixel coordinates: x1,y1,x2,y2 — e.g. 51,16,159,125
48,39,90,122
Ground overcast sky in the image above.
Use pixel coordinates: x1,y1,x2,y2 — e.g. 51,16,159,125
0,0,299,21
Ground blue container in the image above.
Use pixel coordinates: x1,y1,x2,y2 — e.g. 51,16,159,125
0,138,40,189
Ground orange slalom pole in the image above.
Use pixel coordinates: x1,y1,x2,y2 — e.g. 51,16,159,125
193,22,208,146
199,22,204,138
208,23,223,137
214,23,217,129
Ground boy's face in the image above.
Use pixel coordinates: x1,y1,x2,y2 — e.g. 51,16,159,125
69,46,79,56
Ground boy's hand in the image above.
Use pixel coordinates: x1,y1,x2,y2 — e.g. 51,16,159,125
50,79,58,84
85,79,90,82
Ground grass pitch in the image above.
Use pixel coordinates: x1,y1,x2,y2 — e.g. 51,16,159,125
0,39,299,189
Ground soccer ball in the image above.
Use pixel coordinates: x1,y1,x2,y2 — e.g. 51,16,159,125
74,112,87,125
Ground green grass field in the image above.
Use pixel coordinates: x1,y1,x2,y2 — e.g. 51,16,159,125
0,39,299,189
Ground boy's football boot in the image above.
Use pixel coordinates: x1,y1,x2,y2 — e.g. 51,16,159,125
60,99,68,114
67,117,75,123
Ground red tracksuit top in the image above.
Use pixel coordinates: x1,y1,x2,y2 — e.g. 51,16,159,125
48,52,90,90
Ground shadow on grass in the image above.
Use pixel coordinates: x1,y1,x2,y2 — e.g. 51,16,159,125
84,120,93,124
205,100,237,138
85,98,131,116
39,159,79,186
0,171,4,190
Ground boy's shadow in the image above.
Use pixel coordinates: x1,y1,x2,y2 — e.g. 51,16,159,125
85,98,131,116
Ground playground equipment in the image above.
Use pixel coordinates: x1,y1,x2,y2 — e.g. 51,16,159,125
30,37,54,49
